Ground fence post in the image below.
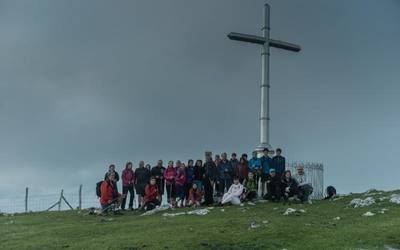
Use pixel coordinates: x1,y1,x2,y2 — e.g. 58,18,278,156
78,185,82,210
25,187,29,213
58,189,63,211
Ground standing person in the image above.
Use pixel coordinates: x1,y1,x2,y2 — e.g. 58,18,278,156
135,161,151,208
215,154,221,166
230,153,239,172
260,148,272,197
265,169,282,202
217,153,234,197
248,151,261,183
145,164,152,172
203,155,218,206
185,160,195,206
104,164,120,183
281,170,298,203
188,183,202,208
193,160,204,191
104,164,120,193
143,177,161,211
242,172,258,201
271,148,286,178
164,160,177,207
121,162,135,210
241,154,248,164
175,161,186,207
151,160,166,203
234,157,249,184
293,165,313,203
100,172,121,214
221,177,244,205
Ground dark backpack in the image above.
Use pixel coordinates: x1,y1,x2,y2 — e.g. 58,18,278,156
96,181,104,198
326,186,337,198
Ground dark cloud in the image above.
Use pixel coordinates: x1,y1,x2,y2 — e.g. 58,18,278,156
1,0,400,197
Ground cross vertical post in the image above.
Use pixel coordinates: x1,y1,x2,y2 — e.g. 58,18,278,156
227,3,301,154
259,3,271,152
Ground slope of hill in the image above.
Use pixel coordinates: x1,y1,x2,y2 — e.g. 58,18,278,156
1,190,400,250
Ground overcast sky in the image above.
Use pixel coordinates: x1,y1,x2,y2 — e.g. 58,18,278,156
1,0,399,199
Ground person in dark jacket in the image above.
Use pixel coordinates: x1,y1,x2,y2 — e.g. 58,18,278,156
121,162,135,210
234,157,249,184
217,153,234,196
185,160,195,205
151,160,166,203
281,170,298,202
260,148,272,197
230,153,239,172
203,156,218,206
271,148,286,178
143,177,161,211
104,164,120,193
215,154,221,167
193,160,205,191
265,168,281,202
104,164,120,183
135,161,151,208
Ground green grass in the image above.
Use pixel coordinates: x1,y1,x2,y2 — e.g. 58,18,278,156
1,190,400,250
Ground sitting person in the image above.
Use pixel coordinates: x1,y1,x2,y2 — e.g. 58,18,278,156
221,177,244,205
293,165,313,203
264,168,281,202
242,172,258,201
188,183,202,208
281,170,298,203
100,172,122,214
142,177,161,211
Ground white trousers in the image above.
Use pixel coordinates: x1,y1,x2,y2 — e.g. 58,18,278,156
221,193,241,205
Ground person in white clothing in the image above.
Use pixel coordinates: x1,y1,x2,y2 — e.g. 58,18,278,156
221,177,243,205
293,165,313,203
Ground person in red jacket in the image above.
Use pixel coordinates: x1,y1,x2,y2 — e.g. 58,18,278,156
163,160,177,207
188,183,202,208
121,162,135,210
234,157,249,183
100,172,121,213
143,177,161,211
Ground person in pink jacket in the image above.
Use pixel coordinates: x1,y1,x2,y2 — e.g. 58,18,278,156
163,160,177,206
175,161,186,207
121,162,135,210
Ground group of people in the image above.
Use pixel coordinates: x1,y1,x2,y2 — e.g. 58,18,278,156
98,148,314,213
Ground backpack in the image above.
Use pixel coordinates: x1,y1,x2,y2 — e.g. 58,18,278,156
326,186,337,198
96,181,104,198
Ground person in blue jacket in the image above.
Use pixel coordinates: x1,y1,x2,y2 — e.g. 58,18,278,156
248,151,261,184
271,148,286,178
260,148,272,197
217,153,234,197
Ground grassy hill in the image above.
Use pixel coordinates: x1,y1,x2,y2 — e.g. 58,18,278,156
1,190,400,250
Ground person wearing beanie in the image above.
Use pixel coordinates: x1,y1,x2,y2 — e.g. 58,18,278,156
265,168,282,202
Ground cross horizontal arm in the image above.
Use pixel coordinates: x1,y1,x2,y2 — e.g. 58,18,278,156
269,39,301,52
227,32,266,45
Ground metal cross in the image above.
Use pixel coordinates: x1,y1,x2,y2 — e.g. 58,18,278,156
228,3,301,153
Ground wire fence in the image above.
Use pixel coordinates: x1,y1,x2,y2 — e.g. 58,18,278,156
288,162,324,199
0,162,324,214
